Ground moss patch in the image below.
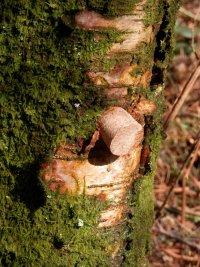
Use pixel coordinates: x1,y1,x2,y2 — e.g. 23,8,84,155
0,0,180,266
122,85,165,266
121,1,181,265
144,0,165,26
0,181,111,266
145,0,181,69
0,1,121,169
86,0,140,16
0,1,119,265
123,174,155,267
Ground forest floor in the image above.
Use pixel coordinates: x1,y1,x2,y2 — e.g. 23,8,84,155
150,0,200,266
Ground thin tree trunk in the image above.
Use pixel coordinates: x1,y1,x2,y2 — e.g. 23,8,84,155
0,1,180,266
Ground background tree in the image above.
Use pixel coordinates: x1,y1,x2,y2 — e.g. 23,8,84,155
0,0,180,266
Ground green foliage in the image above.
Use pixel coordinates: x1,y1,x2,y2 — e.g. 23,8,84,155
174,22,200,54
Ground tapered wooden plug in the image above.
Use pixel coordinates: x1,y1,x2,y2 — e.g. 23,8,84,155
99,107,144,156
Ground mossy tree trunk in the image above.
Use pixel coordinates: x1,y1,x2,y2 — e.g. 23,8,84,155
0,1,180,266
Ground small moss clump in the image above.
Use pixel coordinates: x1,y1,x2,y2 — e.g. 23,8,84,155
86,0,140,16
144,0,165,26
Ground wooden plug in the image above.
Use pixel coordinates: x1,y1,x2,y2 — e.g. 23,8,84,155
99,107,144,156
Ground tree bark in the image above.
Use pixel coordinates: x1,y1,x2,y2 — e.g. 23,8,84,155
0,1,180,266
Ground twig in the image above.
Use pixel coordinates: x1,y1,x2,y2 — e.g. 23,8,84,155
155,201,200,217
179,113,200,119
156,130,200,219
164,248,199,262
182,164,186,225
181,132,200,224
164,62,200,131
154,225,200,252
197,257,200,267
190,174,200,189
179,7,200,22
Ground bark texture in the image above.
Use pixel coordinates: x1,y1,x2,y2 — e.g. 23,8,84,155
0,0,180,266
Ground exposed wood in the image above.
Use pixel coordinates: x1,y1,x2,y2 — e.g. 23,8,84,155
99,107,144,156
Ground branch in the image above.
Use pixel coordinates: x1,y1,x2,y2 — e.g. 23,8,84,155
154,225,200,252
156,130,200,219
164,62,200,131
179,7,200,22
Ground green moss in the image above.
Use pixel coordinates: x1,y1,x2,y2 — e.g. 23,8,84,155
145,0,181,69
0,1,122,169
132,41,156,71
0,0,180,265
123,174,154,267
120,2,180,259
0,1,119,265
106,0,140,16
0,180,111,266
122,87,165,266
86,0,140,16
144,0,165,26
121,0,181,259
121,2,181,260
91,52,133,73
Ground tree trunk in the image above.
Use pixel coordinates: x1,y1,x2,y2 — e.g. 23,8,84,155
0,1,180,266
